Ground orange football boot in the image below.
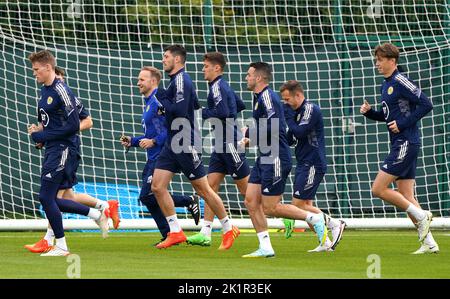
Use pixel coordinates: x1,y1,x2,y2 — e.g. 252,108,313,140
218,226,240,250
24,239,52,253
107,200,121,229
155,231,187,249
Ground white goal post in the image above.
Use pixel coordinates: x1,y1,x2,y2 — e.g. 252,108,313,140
0,1,449,230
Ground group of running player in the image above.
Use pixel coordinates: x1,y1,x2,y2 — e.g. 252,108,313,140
24,42,438,257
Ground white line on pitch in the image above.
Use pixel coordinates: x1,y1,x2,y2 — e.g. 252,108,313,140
0,232,449,238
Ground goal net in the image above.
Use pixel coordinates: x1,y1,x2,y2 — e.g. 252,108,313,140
0,0,449,230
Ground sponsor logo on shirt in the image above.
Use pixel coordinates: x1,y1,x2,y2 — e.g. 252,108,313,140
381,101,389,120
39,108,49,127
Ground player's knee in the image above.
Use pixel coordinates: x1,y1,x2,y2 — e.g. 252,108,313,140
244,197,260,213
38,194,50,207
262,202,276,216
207,180,220,193
244,197,251,209
192,182,212,199
151,183,164,195
371,184,384,198
38,184,58,208
371,185,378,197
398,189,414,201
236,178,248,196
238,187,247,197
194,187,209,200
297,200,308,210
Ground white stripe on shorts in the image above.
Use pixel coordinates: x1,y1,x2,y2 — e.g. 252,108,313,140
397,141,408,161
59,148,69,166
190,145,200,162
307,165,316,186
274,157,281,178
227,143,241,163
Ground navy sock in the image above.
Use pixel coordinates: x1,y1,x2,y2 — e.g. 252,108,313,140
139,195,169,238
39,180,64,238
172,194,193,207
56,198,90,216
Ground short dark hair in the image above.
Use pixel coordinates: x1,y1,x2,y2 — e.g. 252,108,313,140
203,52,226,70
279,80,304,95
249,62,272,82
164,44,187,64
28,50,56,69
374,43,400,63
55,66,65,77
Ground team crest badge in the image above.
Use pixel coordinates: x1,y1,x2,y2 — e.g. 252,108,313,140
388,86,394,95
254,102,258,110
47,96,53,105
146,105,150,112
297,113,301,122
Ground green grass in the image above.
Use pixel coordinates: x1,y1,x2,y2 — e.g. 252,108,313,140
0,230,448,279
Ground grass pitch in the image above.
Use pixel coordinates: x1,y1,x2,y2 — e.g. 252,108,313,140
0,230,448,279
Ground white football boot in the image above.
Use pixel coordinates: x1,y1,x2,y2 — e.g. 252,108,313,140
40,246,70,256
330,220,346,250
308,238,333,253
416,211,433,242
412,242,439,254
94,208,109,238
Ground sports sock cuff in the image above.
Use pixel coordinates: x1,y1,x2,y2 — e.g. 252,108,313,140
95,200,109,210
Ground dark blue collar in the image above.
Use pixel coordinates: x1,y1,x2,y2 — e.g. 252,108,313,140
384,69,399,81
209,75,222,86
169,68,185,80
45,77,60,87
254,85,270,99
299,98,309,110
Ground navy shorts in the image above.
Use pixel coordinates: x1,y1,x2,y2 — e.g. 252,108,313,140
155,144,206,180
208,149,250,180
41,146,80,189
381,140,419,180
139,159,157,198
248,157,292,196
293,164,325,199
